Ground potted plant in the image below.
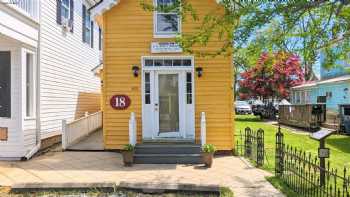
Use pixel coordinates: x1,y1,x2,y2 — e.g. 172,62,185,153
202,144,216,167
122,144,135,167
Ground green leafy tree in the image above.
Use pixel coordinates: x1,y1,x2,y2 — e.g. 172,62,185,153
141,0,350,80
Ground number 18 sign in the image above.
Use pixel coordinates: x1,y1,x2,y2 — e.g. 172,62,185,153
110,95,131,110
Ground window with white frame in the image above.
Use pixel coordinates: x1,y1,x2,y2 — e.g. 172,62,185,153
144,58,192,67
154,0,180,37
61,0,70,20
26,53,35,118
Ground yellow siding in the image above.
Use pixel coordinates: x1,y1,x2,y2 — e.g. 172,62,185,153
74,92,101,119
103,0,234,150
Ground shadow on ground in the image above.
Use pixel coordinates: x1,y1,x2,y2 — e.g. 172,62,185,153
327,136,350,154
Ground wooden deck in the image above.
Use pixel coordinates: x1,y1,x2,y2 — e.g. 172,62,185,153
67,129,104,151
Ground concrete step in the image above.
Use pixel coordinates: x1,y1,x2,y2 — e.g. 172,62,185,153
134,154,202,164
135,144,201,154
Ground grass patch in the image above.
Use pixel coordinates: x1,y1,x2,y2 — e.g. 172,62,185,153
266,177,299,197
220,187,234,197
235,115,350,172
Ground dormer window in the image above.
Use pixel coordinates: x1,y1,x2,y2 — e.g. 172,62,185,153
154,0,181,38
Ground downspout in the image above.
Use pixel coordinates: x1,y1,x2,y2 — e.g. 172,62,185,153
22,1,41,160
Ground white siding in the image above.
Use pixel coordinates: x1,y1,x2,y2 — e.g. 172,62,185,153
39,0,100,138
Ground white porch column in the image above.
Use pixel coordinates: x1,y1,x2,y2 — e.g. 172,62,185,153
129,112,137,146
201,112,206,146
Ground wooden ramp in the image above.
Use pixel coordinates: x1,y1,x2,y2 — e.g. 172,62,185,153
67,129,104,151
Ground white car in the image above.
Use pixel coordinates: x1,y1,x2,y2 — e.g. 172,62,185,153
235,101,252,115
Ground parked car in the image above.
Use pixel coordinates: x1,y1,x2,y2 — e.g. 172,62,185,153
235,101,252,115
251,100,264,116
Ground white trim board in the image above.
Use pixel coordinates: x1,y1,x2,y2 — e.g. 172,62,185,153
141,56,195,140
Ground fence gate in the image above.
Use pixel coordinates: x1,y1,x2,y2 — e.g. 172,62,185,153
236,127,264,167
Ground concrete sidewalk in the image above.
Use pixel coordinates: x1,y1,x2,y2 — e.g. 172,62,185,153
0,151,284,197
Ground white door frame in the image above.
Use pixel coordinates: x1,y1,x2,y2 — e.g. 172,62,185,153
141,56,195,140
155,70,185,138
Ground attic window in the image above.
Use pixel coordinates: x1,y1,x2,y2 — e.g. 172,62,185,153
154,0,180,38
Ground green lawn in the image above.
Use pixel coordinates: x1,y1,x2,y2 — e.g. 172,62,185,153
235,115,350,173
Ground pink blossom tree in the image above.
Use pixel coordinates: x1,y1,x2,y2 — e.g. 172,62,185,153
239,52,304,100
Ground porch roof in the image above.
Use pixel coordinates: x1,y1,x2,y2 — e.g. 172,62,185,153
292,75,350,90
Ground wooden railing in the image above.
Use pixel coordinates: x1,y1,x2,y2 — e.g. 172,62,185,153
62,111,102,150
11,0,39,20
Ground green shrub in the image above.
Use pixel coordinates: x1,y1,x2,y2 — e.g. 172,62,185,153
123,144,135,151
202,144,216,153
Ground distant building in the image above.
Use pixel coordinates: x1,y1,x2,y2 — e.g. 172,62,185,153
291,56,350,113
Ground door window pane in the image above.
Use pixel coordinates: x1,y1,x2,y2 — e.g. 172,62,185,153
0,51,11,118
186,72,192,104
159,74,179,133
145,59,154,67
154,59,164,66
145,72,151,104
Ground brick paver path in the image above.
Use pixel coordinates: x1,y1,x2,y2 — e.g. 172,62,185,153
0,152,283,197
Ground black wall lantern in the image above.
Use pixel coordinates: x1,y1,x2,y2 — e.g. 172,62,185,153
132,65,140,77
196,67,203,77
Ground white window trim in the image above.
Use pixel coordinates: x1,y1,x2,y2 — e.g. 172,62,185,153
23,49,36,120
142,56,194,71
153,0,182,38
141,56,195,140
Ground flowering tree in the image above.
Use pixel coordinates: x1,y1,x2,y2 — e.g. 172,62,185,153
239,52,304,100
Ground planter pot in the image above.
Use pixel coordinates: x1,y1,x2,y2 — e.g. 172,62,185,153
202,152,214,167
122,151,134,167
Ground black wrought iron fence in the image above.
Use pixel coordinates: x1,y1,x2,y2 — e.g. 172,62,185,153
235,127,264,167
275,127,350,197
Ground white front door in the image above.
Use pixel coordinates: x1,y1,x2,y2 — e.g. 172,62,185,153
141,57,195,140
155,71,184,138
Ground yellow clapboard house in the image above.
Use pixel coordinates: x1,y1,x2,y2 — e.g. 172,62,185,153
91,0,234,163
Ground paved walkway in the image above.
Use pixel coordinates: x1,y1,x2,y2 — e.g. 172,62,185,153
67,129,104,151
0,152,283,197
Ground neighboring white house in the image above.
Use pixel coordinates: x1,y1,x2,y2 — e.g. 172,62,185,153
0,0,101,160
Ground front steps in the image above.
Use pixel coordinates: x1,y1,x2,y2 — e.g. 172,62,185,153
134,143,203,164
